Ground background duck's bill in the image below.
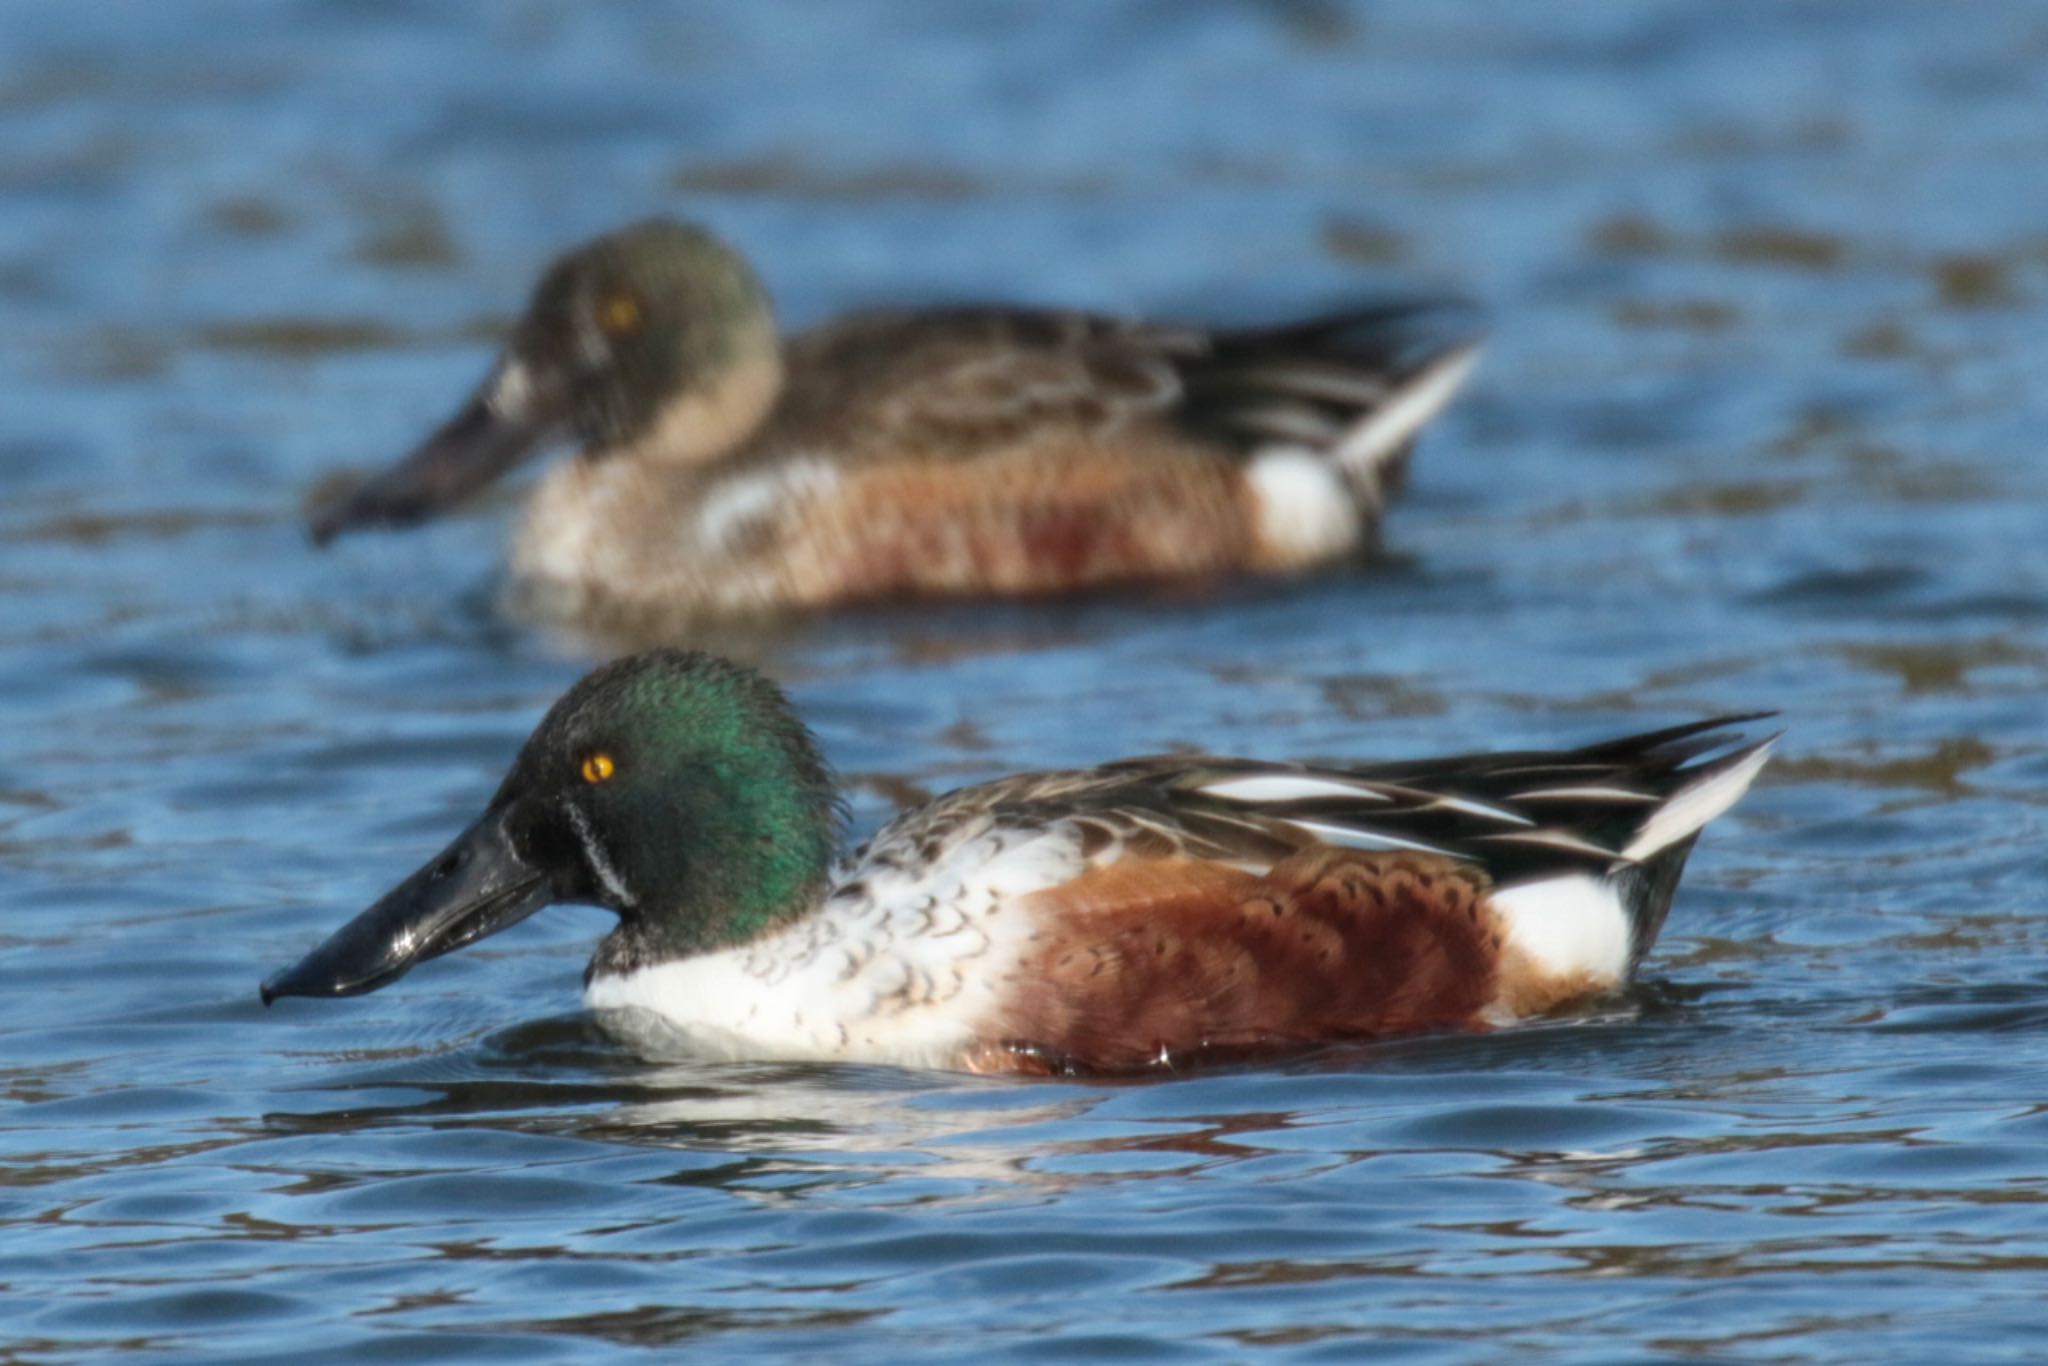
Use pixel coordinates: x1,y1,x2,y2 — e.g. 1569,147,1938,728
308,359,562,544
261,813,551,1002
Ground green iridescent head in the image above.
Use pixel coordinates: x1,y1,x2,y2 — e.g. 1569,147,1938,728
516,219,774,449
262,651,842,1003
310,219,776,543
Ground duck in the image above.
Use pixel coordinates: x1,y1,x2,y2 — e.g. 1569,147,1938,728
308,219,1482,628
262,651,1776,1075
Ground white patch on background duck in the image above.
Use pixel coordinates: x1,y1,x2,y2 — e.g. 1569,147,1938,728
1245,446,1361,566
691,457,841,554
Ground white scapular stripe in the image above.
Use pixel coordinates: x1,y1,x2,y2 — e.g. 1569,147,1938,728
1490,873,1633,987
1281,819,1450,856
1478,828,1620,860
1622,739,1776,862
1238,404,1343,443
1332,341,1482,481
1199,774,1392,804
1415,794,1535,826
1512,785,1660,803
1239,363,1393,406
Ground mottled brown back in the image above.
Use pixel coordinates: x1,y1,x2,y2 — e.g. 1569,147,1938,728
761,309,1196,467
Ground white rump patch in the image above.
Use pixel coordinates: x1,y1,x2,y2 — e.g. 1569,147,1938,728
1332,341,1481,482
1198,773,1391,804
1490,873,1632,987
1622,740,1776,862
1246,447,1362,565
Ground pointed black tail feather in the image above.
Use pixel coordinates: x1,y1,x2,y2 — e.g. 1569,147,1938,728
1572,711,1781,767
1610,724,1779,965
1173,300,1485,499
1611,835,1701,971
1342,713,1779,794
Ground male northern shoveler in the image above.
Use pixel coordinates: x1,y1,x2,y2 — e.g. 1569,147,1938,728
263,651,1775,1074
309,219,1481,627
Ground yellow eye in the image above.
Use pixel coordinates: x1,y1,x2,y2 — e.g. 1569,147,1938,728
597,293,641,336
581,753,616,784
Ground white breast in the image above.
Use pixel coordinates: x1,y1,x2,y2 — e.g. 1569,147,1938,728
582,816,1087,1068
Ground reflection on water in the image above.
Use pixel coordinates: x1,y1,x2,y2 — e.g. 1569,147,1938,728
3,0,2048,1360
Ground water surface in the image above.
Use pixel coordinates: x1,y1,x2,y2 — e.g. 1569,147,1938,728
4,2,2047,1360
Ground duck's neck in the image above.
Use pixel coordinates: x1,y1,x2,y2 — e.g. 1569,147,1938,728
606,317,784,470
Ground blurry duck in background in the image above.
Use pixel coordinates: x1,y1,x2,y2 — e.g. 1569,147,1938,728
310,219,1481,629
263,651,1774,1075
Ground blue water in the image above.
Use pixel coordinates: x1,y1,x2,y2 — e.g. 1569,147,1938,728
4,2,2047,1360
